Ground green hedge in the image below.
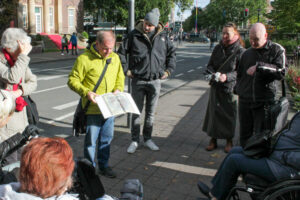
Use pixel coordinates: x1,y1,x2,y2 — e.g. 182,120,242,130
272,39,299,54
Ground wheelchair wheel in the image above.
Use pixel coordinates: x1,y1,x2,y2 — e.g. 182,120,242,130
263,185,300,200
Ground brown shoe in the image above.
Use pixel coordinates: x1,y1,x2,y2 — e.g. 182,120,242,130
206,138,217,151
224,139,233,153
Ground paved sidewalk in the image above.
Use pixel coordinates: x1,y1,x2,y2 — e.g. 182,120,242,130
67,79,219,199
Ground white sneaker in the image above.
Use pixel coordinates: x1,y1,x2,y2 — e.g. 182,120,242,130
127,141,138,154
144,139,159,151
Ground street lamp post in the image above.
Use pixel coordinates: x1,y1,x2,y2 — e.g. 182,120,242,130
113,9,117,51
257,8,261,22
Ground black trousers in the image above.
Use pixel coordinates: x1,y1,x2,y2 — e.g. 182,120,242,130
238,101,266,147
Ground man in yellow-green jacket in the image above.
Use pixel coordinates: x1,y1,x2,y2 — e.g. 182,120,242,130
68,31,125,178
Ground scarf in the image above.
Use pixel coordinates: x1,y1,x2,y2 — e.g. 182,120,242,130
222,35,239,47
2,49,27,111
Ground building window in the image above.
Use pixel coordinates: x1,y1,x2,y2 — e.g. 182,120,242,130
68,8,75,28
22,4,27,28
49,7,54,28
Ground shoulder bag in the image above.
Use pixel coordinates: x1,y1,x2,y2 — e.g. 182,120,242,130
72,58,112,137
24,96,39,125
243,80,289,159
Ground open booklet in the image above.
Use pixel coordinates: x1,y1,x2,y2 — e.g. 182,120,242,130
95,92,140,119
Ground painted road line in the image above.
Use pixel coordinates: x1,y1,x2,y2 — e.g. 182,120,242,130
31,66,72,73
46,112,74,125
188,69,195,73
176,59,185,62
175,73,184,77
197,66,203,69
37,74,68,81
33,85,67,94
53,100,78,110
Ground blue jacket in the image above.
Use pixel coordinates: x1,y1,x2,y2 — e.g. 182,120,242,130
267,112,300,180
70,35,77,45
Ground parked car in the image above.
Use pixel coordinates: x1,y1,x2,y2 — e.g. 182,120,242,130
188,34,210,43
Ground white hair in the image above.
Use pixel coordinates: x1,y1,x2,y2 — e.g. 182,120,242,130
0,90,15,122
1,28,31,52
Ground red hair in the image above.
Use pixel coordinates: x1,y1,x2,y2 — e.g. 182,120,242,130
19,137,75,198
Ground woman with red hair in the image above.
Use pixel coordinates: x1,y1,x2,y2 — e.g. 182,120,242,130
0,137,78,199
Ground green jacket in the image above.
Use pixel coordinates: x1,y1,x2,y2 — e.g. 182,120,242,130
68,43,125,114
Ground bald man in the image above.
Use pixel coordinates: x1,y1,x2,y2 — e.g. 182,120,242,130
235,23,287,147
68,31,125,178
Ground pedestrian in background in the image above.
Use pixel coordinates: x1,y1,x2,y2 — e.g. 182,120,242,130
61,34,69,55
235,23,287,147
70,32,78,55
203,22,245,153
68,31,125,178
0,27,37,163
118,8,176,154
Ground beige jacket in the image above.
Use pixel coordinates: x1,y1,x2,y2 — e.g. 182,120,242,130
0,51,37,141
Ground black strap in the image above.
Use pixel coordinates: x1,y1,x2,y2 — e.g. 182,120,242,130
82,58,112,112
217,47,241,72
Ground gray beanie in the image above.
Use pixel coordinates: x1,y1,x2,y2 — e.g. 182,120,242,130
144,8,160,27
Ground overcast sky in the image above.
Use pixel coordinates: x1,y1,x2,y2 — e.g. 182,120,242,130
175,0,210,21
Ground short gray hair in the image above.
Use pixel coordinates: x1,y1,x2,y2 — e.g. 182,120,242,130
1,28,31,52
96,31,115,44
0,90,15,122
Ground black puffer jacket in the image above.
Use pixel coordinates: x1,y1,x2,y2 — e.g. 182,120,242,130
118,20,176,80
235,40,287,102
0,133,26,182
206,40,245,93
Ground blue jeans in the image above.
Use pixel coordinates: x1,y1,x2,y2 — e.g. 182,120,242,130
84,115,114,169
131,78,161,142
211,147,276,200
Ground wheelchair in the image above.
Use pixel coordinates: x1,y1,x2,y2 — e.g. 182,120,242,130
225,174,300,200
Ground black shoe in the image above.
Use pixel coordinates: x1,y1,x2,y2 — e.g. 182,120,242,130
197,181,211,198
99,167,116,178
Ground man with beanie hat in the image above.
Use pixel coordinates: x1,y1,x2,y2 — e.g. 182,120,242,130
118,8,176,154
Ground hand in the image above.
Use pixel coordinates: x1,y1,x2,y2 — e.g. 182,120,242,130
219,74,227,82
247,65,257,76
17,41,32,56
22,125,39,140
113,89,120,94
126,70,134,78
161,71,169,80
87,91,98,103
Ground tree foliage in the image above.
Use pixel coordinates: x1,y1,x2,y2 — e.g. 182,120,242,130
84,0,193,27
266,0,300,33
0,0,18,35
183,0,267,32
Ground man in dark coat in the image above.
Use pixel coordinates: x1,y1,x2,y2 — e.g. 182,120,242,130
118,8,176,154
235,23,287,147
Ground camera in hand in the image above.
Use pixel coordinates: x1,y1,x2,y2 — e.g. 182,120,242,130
204,70,221,82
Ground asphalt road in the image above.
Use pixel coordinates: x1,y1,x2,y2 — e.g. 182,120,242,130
29,43,211,138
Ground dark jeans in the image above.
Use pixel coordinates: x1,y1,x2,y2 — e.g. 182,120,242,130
238,101,266,147
131,78,161,142
211,147,276,200
61,45,68,53
72,44,78,55
84,115,114,169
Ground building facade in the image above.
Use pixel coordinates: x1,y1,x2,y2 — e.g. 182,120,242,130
18,0,83,34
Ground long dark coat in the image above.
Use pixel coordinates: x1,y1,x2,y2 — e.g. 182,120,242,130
202,40,245,139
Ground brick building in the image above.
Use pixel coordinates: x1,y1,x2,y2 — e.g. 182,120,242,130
17,0,84,34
